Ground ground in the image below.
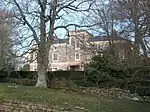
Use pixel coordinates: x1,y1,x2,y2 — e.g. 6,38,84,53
0,83,150,112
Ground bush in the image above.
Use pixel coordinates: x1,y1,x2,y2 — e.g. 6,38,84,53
8,71,37,79
84,55,150,96
84,55,130,88
0,72,8,82
8,78,36,86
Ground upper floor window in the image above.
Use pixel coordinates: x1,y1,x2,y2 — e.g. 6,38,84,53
75,40,80,49
70,38,75,47
52,53,59,61
119,50,125,59
75,52,80,60
35,53,38,59
53,46,57,51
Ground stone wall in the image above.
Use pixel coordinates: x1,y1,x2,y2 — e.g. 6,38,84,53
0,100,68,112
49,43,86,71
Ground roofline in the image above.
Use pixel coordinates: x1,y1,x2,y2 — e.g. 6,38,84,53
70,30,93,37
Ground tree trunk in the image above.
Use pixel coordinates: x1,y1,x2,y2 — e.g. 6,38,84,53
139,38,148,58
36,0,48,87
36,69,47,87
36,57,48,87
36,44,48,87
133,0,140,59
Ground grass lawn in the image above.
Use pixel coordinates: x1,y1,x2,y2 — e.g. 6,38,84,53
0,83,150,112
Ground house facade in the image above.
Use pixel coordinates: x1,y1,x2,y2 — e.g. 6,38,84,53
29,30,133,71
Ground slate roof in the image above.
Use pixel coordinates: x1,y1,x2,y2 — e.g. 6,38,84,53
89,36,122,42
53,36,123,44
53,38,69,44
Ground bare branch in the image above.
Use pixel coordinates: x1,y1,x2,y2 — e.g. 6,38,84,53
13,0,39,44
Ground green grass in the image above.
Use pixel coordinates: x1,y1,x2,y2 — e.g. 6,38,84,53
0,83,150,112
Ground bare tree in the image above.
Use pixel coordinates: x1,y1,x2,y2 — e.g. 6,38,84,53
4,0,95,87
87,0,126,56
90,0,116,44
89,0,150,58
116,0,150,58
0,9,14,71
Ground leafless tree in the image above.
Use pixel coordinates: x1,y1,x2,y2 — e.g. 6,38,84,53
85,0,124,57
3,0,95,87
0,9,14,71
89,0,150,58
116,0,150,58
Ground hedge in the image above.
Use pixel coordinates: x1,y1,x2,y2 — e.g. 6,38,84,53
0,70,150,96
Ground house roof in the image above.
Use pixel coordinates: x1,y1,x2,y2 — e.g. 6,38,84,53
70,30,93,37
53,35,124,44
53,38,69,44
89,36,122,42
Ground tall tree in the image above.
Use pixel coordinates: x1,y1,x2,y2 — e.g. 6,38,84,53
0,10,14,71
89,0,125,56
90,0,118,45
5,0,94,87
90,0,150,58
116,0,150,58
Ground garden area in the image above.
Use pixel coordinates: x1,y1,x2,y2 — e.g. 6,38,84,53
0,83,150,112
0,56,150,111
0,0,150,111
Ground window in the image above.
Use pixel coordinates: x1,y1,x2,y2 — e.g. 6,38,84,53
100,53,103,57
35,53,37,59
52,45,58,51
119,50,125,59
75,52,80,60
70,38,75,47
52,53,59,61
75,40,80,49
52,68,57,71
53,46,57,51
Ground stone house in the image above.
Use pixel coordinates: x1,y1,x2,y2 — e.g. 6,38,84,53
29,30,133,71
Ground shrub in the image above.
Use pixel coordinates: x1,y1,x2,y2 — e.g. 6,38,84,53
84,55,129,88
8,78,36,86
84,54,150,96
